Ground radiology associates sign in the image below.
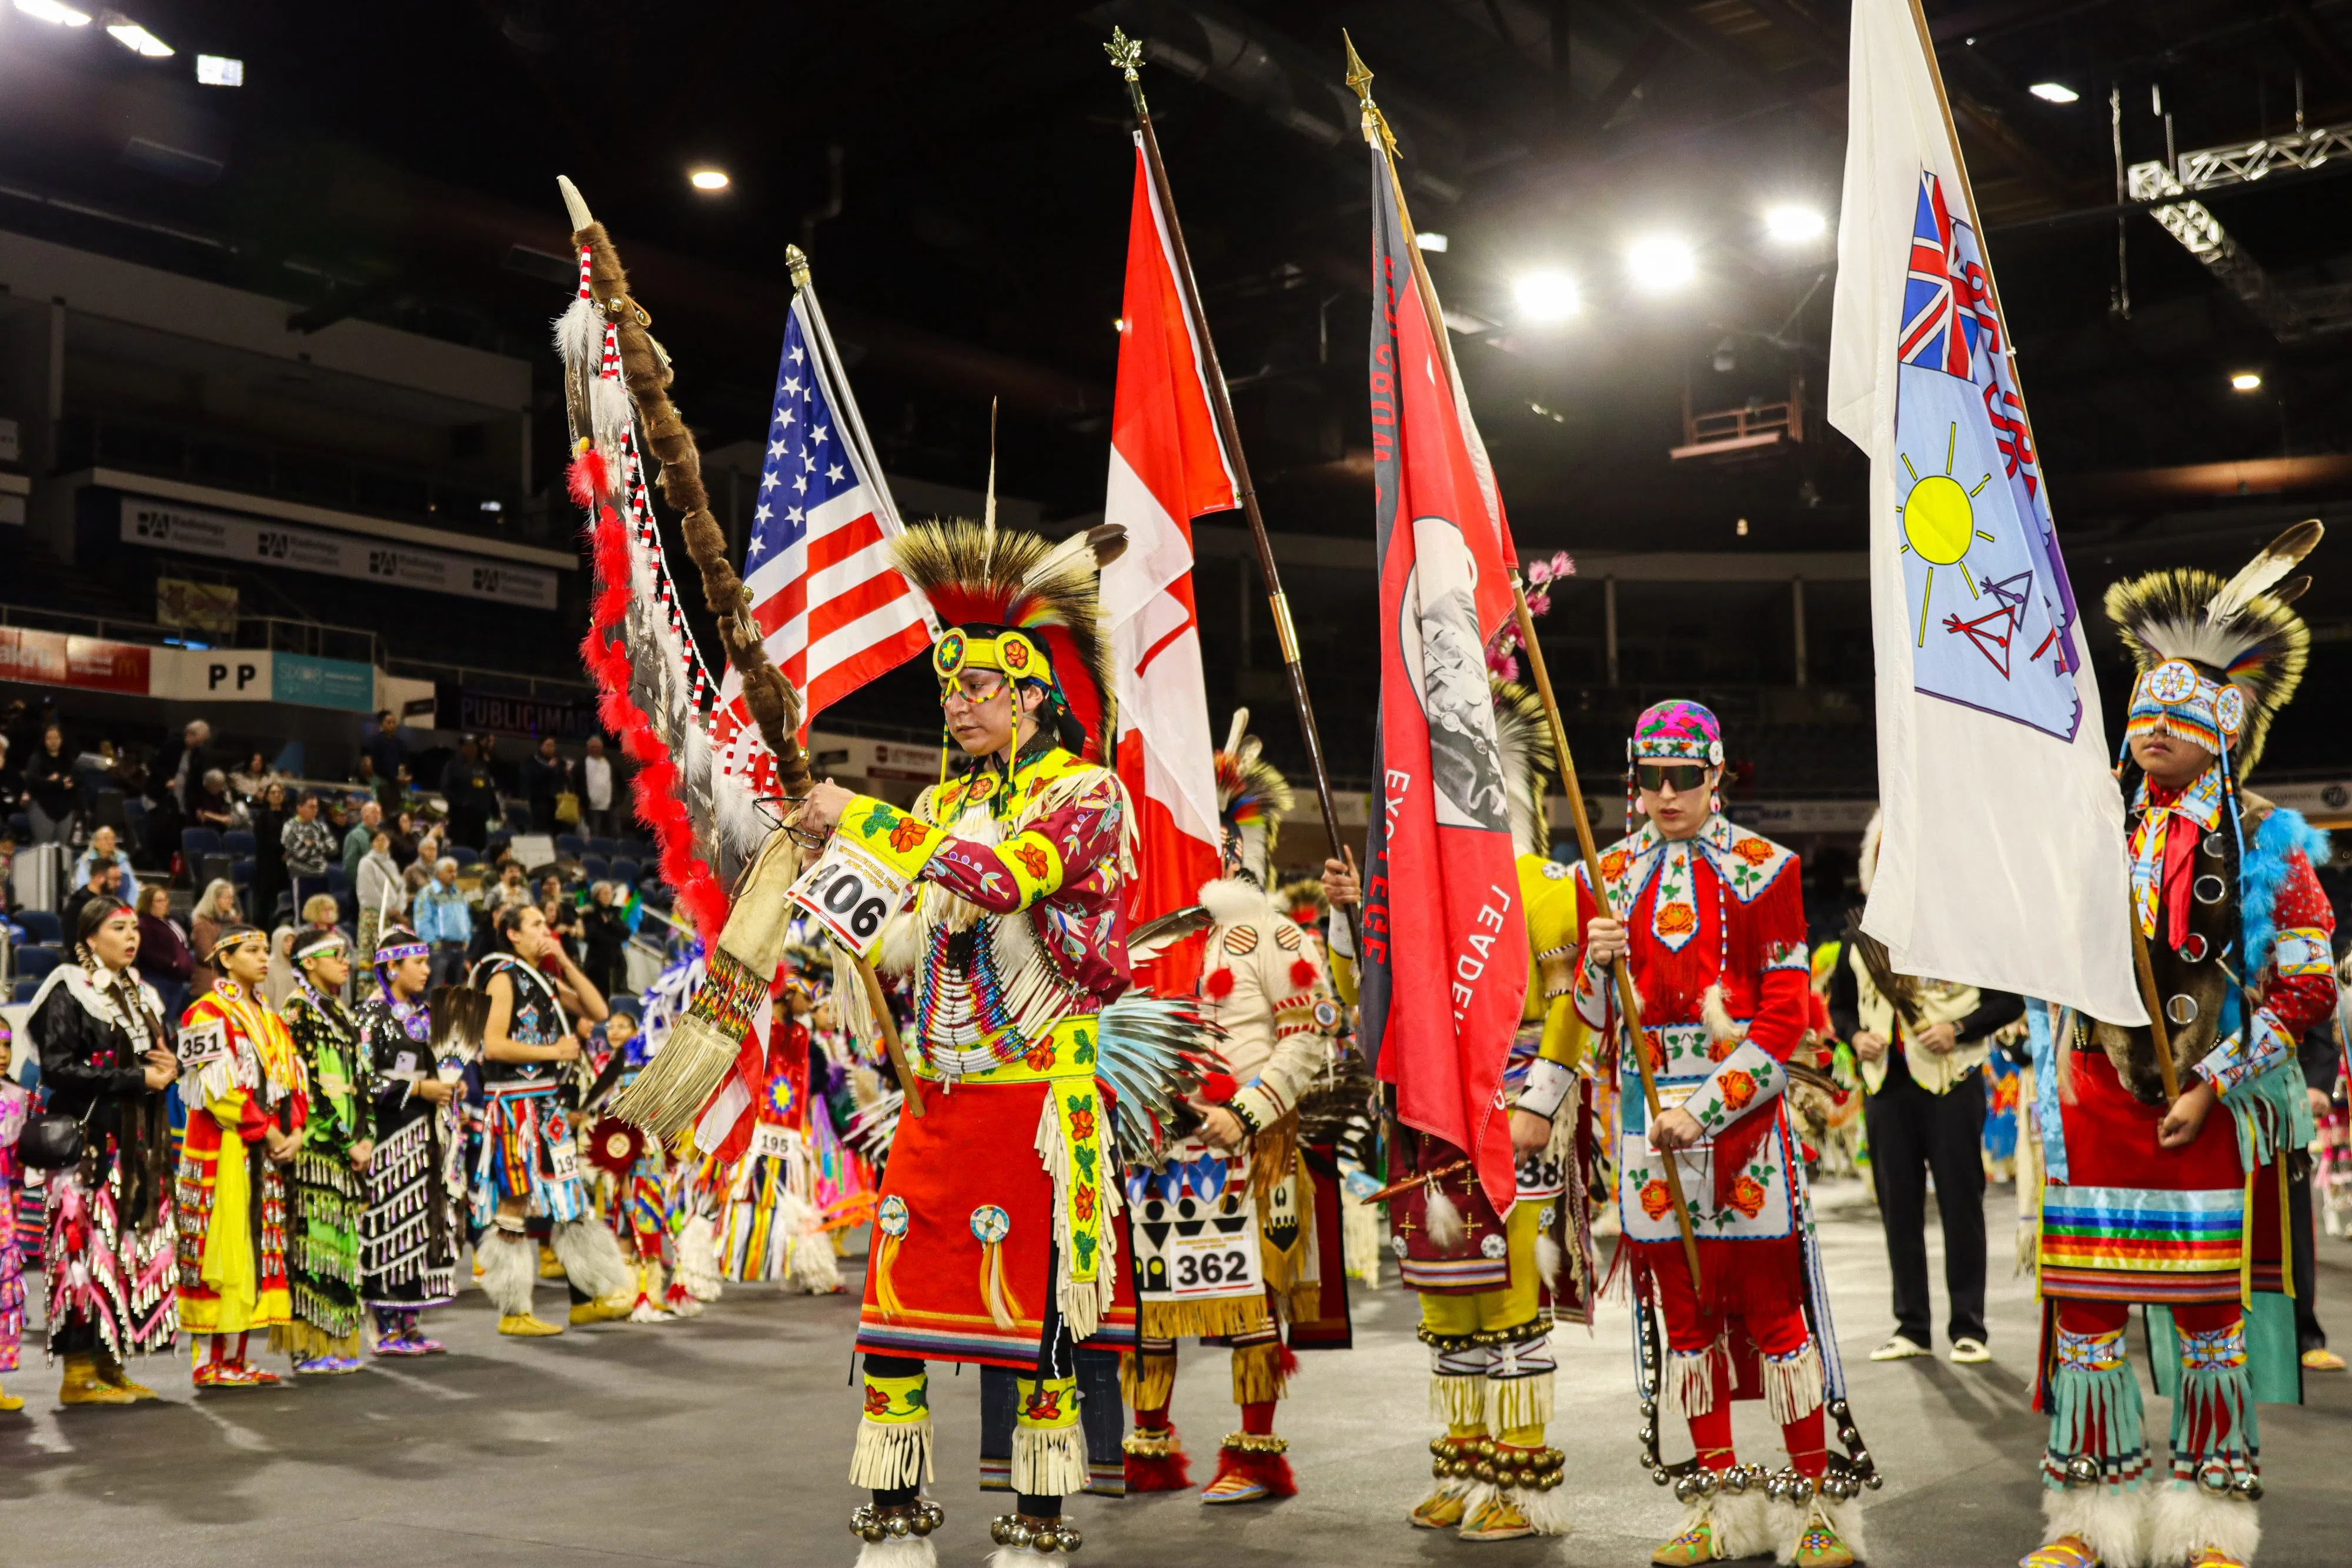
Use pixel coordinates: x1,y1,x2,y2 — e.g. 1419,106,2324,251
121,497,559,610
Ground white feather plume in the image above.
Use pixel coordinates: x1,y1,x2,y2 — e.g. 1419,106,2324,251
2206,519,2321,628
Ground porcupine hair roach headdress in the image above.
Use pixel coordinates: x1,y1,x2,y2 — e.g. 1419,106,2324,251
1489,677,1555,860
2104,520,2321,780
891,518,1125,761
1214,708,1295,885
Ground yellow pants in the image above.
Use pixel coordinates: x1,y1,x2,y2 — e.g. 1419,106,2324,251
1418,1199,1550,1447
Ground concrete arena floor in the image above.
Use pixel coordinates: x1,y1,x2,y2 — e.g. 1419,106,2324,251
3,1181,2349,1568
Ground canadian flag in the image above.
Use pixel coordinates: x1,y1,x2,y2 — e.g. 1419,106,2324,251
1100,133,1235,992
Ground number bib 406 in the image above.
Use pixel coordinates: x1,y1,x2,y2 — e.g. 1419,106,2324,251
788,834,913,959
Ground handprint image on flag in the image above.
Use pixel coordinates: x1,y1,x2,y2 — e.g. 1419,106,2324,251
1892,170,2083,742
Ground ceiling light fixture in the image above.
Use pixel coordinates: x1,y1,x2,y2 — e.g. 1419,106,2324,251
1512,269,1580,323
195,54,243,85
2230,372,2263,392
1415,231,1449,253
103,16,172,55
1763,205,1826,243
2029,82,2080,104
689,168,730,192
1626,236,1696,291
13,0,92,24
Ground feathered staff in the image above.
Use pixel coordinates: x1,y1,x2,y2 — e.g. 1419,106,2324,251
553,176,814,1136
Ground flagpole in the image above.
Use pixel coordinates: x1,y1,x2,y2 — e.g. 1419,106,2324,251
1337,34,1705,1288
1105,30,1362,959
1509,584,1703,1289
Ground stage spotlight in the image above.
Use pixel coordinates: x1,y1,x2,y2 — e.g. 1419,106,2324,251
13,0,92,24
1764,206,1826,243
105,18,173,55
1626,236,1696,291
2230,372,2263,392
689,168,731,192
2029,82,2080,104
196,54,243,85
1513,269,1580,323
1415,232,1449,253
1712,337,1739,373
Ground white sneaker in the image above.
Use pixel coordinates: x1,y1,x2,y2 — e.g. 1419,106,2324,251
1869,1335,1930,1361
1949,1337,1990,1364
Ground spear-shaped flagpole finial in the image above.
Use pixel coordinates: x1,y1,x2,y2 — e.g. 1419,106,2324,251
786,243,812,292
556,174,594,235
1342,30,1396,153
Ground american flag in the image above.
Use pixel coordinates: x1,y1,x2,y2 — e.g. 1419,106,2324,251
713,293,935,790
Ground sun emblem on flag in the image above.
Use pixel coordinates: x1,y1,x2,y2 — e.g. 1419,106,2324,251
1897,420,1996,647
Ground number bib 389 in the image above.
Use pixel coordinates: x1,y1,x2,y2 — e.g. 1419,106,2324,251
789,834,914,959
1126,1142,1264,1309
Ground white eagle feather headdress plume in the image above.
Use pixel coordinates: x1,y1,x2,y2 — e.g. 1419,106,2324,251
2104,519,2321,775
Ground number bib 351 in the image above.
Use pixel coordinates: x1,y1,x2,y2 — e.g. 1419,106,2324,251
789,834,914,959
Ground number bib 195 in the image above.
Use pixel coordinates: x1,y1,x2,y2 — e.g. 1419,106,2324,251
788,835,913,959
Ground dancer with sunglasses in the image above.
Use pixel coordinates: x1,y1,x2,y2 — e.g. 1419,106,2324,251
1573,703,1866,1567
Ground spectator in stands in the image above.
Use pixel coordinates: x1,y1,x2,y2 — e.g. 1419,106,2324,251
62,859,123,935
25,723,75,845
229,751,278,804
526,735,571,837
157,718,211,812
340,800,382,884
132,883,194,1024
581,881,630,998
580,735,617,838
250,780,290,927
0,828,17,917
189,878,241,999
282,792,336,916
355,828,404,959
301,891,345,944
384,808,421,870
440,739,497,852
0,734,22,821
412,856,473,988
540,878,582,964
192,768,242,832
361,711,406,783
72,825,136,892
479,733,515,797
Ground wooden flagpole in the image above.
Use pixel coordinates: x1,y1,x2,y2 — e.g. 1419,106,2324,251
1104,30,1362,960
1509,587,1704,1288
1342,34,1702,1286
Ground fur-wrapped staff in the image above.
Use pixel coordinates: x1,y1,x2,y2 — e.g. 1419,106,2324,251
551,174,823,1139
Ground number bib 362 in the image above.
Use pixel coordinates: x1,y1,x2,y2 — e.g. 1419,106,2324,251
1126,1142,1264,1308
788,834,914,960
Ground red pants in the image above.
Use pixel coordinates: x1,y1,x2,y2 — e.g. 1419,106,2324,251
1649,1248,1823,1475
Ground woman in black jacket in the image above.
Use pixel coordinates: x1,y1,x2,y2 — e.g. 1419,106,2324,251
25,723,75,844
250,780,290,928
30,895,181,1402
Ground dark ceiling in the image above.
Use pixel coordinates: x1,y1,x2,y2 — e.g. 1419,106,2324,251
5,0,2352,783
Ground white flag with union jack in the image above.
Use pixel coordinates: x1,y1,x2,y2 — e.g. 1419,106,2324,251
712,286,938,794
1828,0,2140,1024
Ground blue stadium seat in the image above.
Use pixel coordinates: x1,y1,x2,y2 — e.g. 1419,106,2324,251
505,804,534,833
450,845,482,868
581,856,610,882
223,830,257,858
12,977,37,1004
15,944,62,981
181,827,223,864
609,858,641,887
325,867,350,895
587,837,620,858
16,909,62,945
232,857,256,890
556,833,586,859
